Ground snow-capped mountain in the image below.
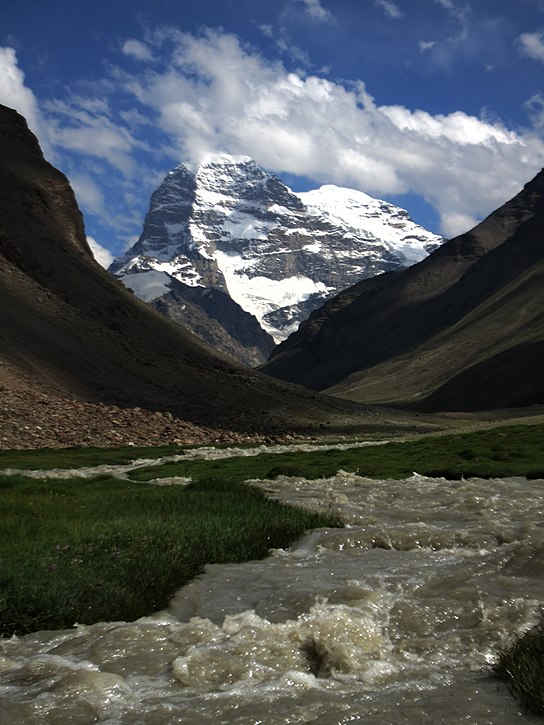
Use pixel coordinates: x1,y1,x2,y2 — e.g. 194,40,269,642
110,155,442,362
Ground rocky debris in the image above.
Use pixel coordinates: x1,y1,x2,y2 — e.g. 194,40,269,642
0,359,294,450
0,388,260,450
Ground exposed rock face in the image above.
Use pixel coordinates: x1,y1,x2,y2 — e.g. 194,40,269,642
151,279,275,367
262,169,544,411
0,104,390,447
110,155,442,363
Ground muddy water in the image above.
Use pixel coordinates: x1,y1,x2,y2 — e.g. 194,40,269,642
1,472,543,724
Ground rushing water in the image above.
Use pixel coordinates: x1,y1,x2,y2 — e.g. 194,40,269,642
1,470,543,724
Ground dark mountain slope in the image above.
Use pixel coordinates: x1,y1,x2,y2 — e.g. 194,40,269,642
0,104,401,441
262,170,544,411
150,279,275,367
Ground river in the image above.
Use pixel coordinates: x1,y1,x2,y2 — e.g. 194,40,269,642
1,468,543,724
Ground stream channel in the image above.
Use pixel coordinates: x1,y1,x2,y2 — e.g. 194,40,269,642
1,443,543,724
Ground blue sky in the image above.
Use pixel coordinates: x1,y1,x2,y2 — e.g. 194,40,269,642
2,0,544,266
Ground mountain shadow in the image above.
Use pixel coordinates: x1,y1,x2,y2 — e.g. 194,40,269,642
0,104,395,438
262,169,544,411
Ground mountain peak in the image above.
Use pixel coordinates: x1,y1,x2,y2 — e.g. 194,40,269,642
111,156,442,357
175,153,259,176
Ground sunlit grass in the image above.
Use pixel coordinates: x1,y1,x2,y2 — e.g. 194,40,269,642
0,475,341,636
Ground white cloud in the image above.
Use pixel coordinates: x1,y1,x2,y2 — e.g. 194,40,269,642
0,47,46,148
419,40,437,52
70,173,106,216
440,211,479,238
119,28,544,236
519,31,544,62
44,97,139,175
87,235,114,268
381,106,520,146
375,0,404,20
8,29,544,248
526,92,544,128
122,39,155,62
300,0,332,22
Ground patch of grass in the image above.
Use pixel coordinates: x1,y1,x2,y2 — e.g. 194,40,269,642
2,422,543,639
0,475,341,637
494,615,544,715
128,424,544,483
0,444,184,470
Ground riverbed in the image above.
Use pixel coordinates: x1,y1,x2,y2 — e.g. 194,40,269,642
1,470,543,724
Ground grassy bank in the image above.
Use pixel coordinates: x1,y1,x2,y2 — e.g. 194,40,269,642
2,423,543,481
0,475,341,637
2,422,543,713
0,443,182,470
126,423,544,483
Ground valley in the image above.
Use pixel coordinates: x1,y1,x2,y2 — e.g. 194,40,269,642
1,98,544,723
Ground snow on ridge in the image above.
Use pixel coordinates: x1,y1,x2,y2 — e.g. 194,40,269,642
296,183,442,263
214,248,332,341
221,213,275,240
300,184,376,206
114,155,444,343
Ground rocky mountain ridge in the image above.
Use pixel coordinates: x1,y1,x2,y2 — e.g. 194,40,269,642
110,156,442,364
262,168,544,411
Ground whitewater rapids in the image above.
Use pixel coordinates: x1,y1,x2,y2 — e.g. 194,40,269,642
1,469,543,724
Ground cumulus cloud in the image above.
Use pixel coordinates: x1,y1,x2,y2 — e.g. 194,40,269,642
0,47,46,148
116,28,544,237
519,31,544,62
375,0,404,20
8,29,544,245
87,235,114,268
122,39,155,62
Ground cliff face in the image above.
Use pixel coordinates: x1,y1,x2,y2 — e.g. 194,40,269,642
262,169,544,411
110,155,441,363
0,104,383,444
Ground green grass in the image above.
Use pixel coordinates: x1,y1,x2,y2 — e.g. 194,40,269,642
0,475,341,637
0,444,183,470
2,417,543,716
127,423,544,483
494,615,544,715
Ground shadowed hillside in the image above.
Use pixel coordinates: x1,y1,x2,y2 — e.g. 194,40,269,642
262,169,544,411
0,104,413,446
